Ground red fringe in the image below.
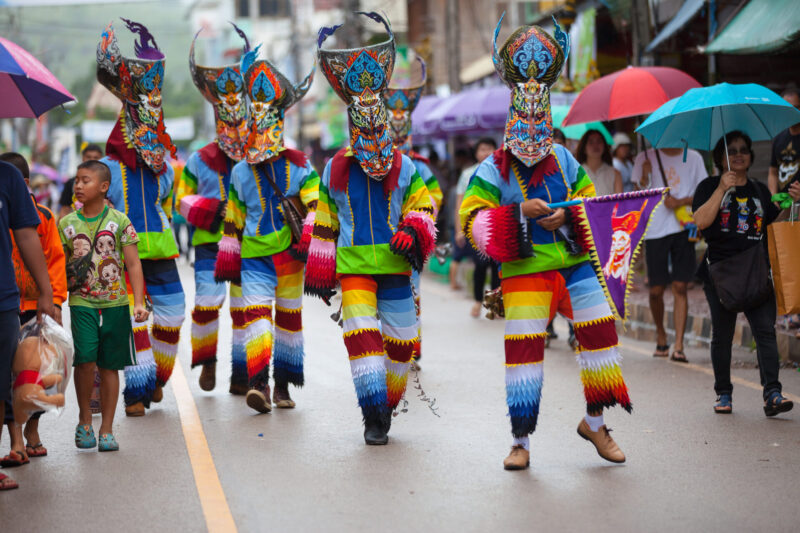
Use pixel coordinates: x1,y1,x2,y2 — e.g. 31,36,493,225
398,215,435,261
485,204,524,263
305,254,337,291
568,204,592,254
186,197,223,231
198,142,229,175
214,249,241,283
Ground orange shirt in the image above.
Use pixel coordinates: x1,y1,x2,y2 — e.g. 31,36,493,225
10,197,67,311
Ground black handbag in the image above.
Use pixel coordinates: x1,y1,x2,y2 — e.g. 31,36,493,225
65,207,109,292
258,161,307,243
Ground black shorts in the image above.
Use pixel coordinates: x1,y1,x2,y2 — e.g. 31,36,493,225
645,230,696,287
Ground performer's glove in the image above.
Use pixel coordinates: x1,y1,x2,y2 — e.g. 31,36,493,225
389,226,424,272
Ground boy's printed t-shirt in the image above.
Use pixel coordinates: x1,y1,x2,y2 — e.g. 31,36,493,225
58,207,139,308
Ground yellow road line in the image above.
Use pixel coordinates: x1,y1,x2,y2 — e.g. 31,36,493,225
171,363,238,533
621,342,800,404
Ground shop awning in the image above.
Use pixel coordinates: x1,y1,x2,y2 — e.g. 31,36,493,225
705,0,800,54
646,0,705,53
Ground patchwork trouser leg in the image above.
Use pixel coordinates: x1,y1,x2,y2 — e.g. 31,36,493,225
124,315,156,407
241,256,276,391
500,272,554,437
411,270,422,360
562,261,631,413
143,260,186,387
377,275,418,409
191,244,226,368
272,251,305,387
229,282,248,388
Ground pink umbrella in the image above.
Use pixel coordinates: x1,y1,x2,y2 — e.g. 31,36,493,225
0,36,76,118
562,66,701,126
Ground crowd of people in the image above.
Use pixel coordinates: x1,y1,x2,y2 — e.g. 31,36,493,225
1,13,799,492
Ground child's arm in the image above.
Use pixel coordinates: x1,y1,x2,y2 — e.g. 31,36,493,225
42,212,67,324
13,227,55,322
122,243,148,323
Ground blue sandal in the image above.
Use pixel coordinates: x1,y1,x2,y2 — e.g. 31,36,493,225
98,433,119,452
764,392,793,417
75,424,96,449
714,394,732,414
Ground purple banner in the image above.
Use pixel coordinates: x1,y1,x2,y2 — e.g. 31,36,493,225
582,189,666,320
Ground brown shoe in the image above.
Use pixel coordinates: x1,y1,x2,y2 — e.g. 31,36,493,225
272,384,296,409
199,363,216,391
125,402,145,417
503,445,530,470
577,419,626,464
151,385,164,403
246,387,272,414
229,382,248,396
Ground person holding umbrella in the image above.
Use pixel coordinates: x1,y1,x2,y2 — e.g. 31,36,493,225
693,131,799,416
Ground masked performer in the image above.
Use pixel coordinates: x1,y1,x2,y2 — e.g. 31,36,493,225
97,19,184,417
459,17,631,470
384,55,442,367
214,44,318,414
307,13,436,445
175,26,251,395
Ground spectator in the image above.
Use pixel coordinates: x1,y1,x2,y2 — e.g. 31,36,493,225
454,137,500,317
553,128,567,146
612,132,635,192
0,152,67,468
0,160,55,491
577,129,622,196
768,88,800,196
693,131,799,415
633,145,706,362
58,143,103,219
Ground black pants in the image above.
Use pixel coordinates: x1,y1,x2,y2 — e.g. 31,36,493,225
473,254,500,303
703,282,781,400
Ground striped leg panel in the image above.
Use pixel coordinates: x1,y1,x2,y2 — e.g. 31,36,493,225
123,317,156,407
229,282,248,388
377,275,418,409
563,262,631,413
241,257,277,391
501,273,552,437
191,244,227,368
411,270,422,360
146,263,186,386
341,275,388,423
272,250,305,387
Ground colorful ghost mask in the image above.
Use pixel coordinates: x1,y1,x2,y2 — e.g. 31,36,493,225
239,45,314,164
383,55,426,154
190,24,251,162
96,19,176,175
318,12,396,180
492,15,569,167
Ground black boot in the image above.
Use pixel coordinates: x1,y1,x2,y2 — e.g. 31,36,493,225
363,409,388,445
381,409,393,435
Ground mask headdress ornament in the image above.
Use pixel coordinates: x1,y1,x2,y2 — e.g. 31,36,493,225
97,18,177,175
317,12,396,180
383,54,426,154
190,23,252,162
239,44,314,164
492,14,569,167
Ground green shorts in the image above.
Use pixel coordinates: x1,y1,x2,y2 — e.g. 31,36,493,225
70,305,135,371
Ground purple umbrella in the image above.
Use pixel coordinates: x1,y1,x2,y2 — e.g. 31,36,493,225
0,36,76,118
416,86,512,138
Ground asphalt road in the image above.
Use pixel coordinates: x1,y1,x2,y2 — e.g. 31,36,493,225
2,261,800,532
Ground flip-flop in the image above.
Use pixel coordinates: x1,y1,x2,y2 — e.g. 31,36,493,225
670,350,689,363
0,473,19,491
25,442,48,458
0,449,29,468
653,344,670,358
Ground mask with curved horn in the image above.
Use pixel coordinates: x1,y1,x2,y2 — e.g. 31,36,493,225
383,53,426,154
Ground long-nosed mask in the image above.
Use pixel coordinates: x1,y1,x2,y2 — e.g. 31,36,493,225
318,12,396,180
383,55,426,154
97,18,176,174
190,24,251,162
492,15,569,167
240,46,313,164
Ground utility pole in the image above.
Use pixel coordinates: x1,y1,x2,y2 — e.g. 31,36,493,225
290,0,304,148
445,0,461,93
630,0,653,66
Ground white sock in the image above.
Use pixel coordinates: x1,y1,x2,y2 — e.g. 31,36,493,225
512,436,530,450
585,413,604,432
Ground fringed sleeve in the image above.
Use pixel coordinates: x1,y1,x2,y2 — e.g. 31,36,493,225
214,184,245,283
304,177,339,304
292,162,320,260
389,169,437,272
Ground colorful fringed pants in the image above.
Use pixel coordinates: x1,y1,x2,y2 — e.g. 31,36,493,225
241,250,305,391
190,243,247,388
501,261,631,438
411,270,422,360
123,259,185,406
340,274,418,425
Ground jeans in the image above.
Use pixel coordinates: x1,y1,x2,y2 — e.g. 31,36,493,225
473,254,500,303
703,282,781,400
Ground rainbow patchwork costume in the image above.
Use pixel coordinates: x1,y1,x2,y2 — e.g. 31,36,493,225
459,18,631,445
310,13,437,442
384,54,443,362
214,44,317,413
97,19,185,409
175,27,252,392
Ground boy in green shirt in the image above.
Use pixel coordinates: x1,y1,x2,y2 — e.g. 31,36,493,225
59,160,148,451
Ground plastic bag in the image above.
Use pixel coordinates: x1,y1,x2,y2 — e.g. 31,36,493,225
11,315,74,424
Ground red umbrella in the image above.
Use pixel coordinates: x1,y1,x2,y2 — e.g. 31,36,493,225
562,66,701,126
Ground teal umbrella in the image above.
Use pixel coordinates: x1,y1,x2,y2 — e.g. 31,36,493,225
636,83,800,162
552,105,613,144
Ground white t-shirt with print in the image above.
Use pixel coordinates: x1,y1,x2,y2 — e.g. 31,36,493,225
632,148,707,240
